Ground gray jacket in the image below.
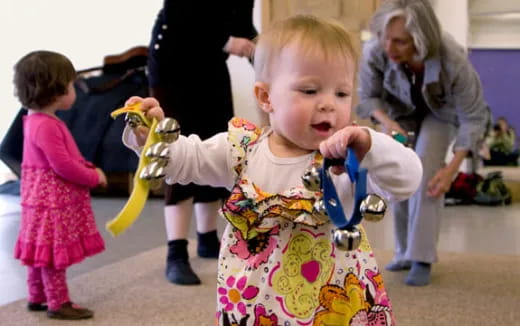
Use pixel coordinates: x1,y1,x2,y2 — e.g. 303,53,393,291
356,34,491,154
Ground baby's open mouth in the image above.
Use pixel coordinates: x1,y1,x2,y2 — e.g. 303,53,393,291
312,122,331,132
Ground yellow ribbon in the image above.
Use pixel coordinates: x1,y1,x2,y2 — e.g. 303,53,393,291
106,102,158,236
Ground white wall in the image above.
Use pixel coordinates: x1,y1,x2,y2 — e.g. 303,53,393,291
469,0,520,49
0,0,261,174
431,0,469,48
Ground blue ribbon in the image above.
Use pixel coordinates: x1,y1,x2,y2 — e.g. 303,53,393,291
319,148,368,229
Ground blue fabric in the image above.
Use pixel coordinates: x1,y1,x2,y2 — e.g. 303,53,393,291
320,148,368,229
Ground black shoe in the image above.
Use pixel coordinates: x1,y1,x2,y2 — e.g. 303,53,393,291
197,230,220,258
165,259,201,285
27,302,47,311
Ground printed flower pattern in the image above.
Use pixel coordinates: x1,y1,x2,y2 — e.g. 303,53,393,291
219,275,260,315
313,272,394,326
230,226,279,270
271,231,334,319
253,304,278,326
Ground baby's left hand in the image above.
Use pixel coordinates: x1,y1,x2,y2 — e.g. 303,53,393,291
124,96,166,146
124,96,165,121
319,126,371,174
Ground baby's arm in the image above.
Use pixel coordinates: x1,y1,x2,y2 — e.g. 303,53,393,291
36,123,100,188
360,128,422,201
162,133,234,189
120,96,235,189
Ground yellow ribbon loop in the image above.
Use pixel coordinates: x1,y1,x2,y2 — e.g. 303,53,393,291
106,103,158,237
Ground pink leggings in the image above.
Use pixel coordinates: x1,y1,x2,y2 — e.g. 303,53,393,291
27,266,70,311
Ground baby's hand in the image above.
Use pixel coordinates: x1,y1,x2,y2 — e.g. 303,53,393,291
124,96,166,146
96,168,108,188
319,126,371,175
125,96,165,121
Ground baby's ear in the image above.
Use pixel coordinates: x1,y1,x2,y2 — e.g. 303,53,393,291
254,82,272,113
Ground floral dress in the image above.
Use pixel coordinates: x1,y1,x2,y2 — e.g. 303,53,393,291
216,118,396,326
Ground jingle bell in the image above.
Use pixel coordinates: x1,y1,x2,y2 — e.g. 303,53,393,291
156,118,181,143
312,199,329,223
302,164,322,192
333,226,362,251
125,113,144,128
140,161,166,180
140,161,166,190
359,194,387,222
145,142,170,167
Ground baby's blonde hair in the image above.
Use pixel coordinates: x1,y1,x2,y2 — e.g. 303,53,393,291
254,15,358,82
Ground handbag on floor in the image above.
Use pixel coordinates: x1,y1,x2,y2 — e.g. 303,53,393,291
474,171,512,206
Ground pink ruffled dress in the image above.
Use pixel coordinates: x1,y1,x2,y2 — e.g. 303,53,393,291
14,113,105,270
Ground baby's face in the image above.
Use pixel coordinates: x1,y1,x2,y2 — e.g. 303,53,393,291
265,44,354,156
57,82,76,111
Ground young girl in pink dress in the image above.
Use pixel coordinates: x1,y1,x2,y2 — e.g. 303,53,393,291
13,50,107,320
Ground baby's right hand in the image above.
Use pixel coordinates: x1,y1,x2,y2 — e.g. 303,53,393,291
96,168,108,187
125,96,166,146
125,96,165,121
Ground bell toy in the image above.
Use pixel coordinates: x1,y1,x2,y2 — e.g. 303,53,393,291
140,161,166,190
359,194,387,222
302,164,322,192
333,226,362,251
310,147,388,251
156,118,181,143
106,103,181,236
145,142,170,167
124,112,145,128
312,199,329,223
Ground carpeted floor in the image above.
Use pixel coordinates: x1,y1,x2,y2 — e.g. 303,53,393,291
1,243,519,325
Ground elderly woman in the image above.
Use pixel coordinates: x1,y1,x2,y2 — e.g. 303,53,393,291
356,0,490,286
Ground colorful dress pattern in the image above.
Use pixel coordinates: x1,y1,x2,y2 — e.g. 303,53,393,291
216,118,396,325
14,113,105,270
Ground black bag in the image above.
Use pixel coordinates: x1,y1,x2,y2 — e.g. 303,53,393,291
0,109,26,177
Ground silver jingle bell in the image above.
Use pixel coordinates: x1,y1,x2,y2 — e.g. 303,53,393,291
140,161,166,181
302,164,321,192
155,118,181,143
333,226,362,251
125,113,144,128
145,142,170,167
359,194,387,222
312,199,329,223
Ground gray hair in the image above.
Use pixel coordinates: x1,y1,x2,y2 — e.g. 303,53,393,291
370,0,442,60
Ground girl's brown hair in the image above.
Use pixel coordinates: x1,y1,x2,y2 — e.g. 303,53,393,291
13,50,76,109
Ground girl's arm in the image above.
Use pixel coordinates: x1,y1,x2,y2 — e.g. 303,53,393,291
35,122,99,188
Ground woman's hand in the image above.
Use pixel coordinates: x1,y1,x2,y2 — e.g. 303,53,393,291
382,120,407,136
427,166,456,197
223,36,256,58
371,108,407,136
319,126,371,175
428,150,468,197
